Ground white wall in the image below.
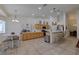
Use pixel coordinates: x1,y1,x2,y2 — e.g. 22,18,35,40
6,14,64,34
5,17,49,35
0,11,65,36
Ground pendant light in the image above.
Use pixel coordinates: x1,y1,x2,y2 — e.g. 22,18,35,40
12,9,19,23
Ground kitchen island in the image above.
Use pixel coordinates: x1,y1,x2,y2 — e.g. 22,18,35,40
50,30,64,43
20,32,44,41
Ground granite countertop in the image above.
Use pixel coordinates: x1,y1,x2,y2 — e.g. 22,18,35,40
52,31,63,33
48,29,63,33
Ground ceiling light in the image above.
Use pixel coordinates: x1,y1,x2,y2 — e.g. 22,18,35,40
12,10,19,23
12,15,19,23
38,7,42,10
15,20,19,22
12,20,15,22
50,10,53,13
12,19,19,23
32,14,35,16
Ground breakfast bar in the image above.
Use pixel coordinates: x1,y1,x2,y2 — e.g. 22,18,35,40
20,32,44,41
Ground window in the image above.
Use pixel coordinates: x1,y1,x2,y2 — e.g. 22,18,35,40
0,20,5,33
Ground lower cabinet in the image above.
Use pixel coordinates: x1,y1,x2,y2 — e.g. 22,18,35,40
20,32,44,41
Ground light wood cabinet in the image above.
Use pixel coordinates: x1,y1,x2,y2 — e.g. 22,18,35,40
35,24,49,29
20,32,44,41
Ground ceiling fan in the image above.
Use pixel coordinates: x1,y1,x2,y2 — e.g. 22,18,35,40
12,9,19,23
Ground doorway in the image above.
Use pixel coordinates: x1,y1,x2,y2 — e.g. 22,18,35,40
67,10,77,38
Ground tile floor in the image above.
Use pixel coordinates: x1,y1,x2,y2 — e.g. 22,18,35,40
0,37,79,55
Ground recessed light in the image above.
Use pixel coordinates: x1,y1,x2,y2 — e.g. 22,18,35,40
38,7,42,10
12,20,15,22
50,10,53,13
15,20,19,22
32,14,35,16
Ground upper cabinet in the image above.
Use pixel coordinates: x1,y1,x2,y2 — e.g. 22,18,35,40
35,24,49,30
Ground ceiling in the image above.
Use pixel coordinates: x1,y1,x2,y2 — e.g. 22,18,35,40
0,4,79,18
